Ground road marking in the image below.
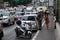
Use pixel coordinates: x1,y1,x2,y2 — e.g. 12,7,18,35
42,21,45,27
32,21,45,40
32,30,39,40
3,25,17,35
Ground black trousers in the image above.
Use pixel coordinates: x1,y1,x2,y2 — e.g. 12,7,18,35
38,20,42,30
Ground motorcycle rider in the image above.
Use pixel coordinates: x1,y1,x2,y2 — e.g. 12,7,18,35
16,20,28,35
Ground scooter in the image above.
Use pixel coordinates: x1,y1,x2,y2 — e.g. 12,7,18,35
15,20,32,39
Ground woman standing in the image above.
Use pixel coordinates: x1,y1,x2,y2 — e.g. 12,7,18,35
45,9,49,30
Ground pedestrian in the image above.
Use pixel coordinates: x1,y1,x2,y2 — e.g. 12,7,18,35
45,9,49,30
37,8,44,30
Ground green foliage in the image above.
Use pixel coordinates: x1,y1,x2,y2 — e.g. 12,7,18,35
0,0,3,2
4,0,32,6
12,0,19,4
4,0,8,2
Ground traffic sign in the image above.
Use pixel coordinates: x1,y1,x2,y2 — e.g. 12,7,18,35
40,0,44,2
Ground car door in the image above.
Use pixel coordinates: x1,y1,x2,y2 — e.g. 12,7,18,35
35,16,39,29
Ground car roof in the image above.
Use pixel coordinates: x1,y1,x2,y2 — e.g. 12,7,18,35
23,14,37,16
37,6,47,12
26,6,33,10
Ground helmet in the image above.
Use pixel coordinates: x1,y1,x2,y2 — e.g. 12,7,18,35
16,20,21,26
45,9,49,14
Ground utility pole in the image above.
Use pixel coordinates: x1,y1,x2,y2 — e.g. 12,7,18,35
57,0,60,22
54,0,60,22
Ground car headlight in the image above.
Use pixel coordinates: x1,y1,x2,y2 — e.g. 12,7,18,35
34,23,37,26
32,23,37,28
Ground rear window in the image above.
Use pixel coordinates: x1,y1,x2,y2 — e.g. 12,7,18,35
21,16,35,21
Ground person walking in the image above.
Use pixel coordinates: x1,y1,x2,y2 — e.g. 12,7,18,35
45,9,49,30
37,8,44,30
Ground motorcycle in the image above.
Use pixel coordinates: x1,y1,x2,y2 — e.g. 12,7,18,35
15,20,32,39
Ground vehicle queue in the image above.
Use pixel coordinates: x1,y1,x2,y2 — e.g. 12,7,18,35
0,5,48,40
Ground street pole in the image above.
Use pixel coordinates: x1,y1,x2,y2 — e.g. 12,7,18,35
54,0,58,22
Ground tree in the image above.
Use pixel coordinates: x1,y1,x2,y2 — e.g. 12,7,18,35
0,0,3,2
4,0,32,6
4,0,8,2
19,0,32,5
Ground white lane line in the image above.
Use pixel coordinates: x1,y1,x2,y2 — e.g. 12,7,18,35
32,21,45,40
42,21,45,27
32,30,40,40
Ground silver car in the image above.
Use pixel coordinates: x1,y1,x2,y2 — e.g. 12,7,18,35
2,10,15,25
20,14,38,31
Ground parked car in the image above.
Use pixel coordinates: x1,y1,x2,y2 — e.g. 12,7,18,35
20,14,38,31
2,10,15,25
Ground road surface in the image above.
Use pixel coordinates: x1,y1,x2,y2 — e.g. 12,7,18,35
2,24,36,40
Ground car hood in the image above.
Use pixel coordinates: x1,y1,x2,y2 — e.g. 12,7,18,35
22,20,35,22
21,21,36,29
21,21,35,25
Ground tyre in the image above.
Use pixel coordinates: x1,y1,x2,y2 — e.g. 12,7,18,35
0,38,2,40
15,28,19,37
27,33,32,39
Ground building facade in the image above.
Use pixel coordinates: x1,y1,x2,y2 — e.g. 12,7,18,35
54,0,60,22
0,0,4,9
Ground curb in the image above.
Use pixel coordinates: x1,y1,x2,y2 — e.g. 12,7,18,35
55,22,60,40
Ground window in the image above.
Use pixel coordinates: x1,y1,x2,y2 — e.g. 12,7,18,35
21,16,35,21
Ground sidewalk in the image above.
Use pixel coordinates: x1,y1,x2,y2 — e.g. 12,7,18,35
55,22,60,40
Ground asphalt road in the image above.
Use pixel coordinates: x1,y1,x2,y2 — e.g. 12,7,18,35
2,24,36,40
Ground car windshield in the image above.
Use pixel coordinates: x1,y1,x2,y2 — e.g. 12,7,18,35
25,9,33,12
2,11,9,16
21,16,35,21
